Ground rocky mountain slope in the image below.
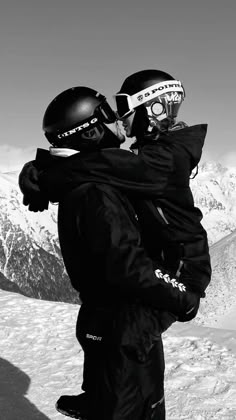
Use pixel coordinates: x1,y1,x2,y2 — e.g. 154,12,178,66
194,229,236,327
0,172,79,303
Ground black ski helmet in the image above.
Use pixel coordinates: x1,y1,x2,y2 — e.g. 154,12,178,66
42,86,121,150
114,69,185,138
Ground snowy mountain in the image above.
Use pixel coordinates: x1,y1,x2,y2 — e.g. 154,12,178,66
191,162,236,244
193,229,236,328
0,172,79,303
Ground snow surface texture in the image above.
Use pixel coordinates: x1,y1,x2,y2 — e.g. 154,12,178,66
1,289,236,420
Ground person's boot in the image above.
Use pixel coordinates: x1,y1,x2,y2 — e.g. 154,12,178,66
55,392,88,419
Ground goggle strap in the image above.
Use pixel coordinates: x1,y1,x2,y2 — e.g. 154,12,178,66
115,80,184,119
95,92,106,101
131,80,185,108
54,116,100,139
98,103,116,123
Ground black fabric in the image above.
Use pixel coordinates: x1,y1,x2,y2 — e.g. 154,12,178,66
76,305,115,396
58,184,170,419
76,303,166,420
38,124,211,295
57,183,197,317
18,160,49,212
38,125,207,200
100,333,165,420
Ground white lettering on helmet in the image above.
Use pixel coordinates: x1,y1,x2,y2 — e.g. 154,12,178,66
57,117,98,139
137,83,182,103
132,80,184,108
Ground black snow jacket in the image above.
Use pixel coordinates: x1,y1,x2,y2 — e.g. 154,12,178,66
37,124,211,296
57,182,189,317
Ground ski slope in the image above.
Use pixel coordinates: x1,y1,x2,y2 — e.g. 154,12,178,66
1,290,236,419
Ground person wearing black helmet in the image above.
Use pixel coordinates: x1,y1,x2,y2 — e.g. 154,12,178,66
19,86,125,211
114,69,186,140
19,74,211,419
112,69,211,296
43,86,124,150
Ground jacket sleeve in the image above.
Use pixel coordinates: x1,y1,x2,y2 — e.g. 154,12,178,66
38,145,173,202
18,160,49,212
80,184,187,314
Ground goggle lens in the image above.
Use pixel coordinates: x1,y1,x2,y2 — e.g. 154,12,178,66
115,95,131,119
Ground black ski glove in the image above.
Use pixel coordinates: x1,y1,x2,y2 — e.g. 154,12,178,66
18,161,49,212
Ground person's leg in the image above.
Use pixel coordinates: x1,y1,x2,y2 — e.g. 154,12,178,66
99,303,166,420
56,304,115,419
56,305,94,418
76,305,103,394
140,342,165,420
151,395,166,420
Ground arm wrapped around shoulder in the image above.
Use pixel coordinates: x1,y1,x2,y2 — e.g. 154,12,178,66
18,160,49,212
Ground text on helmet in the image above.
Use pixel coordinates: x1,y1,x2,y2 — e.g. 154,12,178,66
57,117,98,139
132,80,184,109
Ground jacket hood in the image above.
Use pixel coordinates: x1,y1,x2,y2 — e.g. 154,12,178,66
160,124,208,169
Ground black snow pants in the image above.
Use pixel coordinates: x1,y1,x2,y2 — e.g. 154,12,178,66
76,302,170,420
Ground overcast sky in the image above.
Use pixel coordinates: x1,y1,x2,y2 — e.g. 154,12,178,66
0,0,236,170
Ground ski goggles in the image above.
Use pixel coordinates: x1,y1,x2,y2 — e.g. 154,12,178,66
94,96,117,124
114,80,185,120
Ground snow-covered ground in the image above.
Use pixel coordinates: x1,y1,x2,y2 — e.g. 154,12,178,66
1,290,236,419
